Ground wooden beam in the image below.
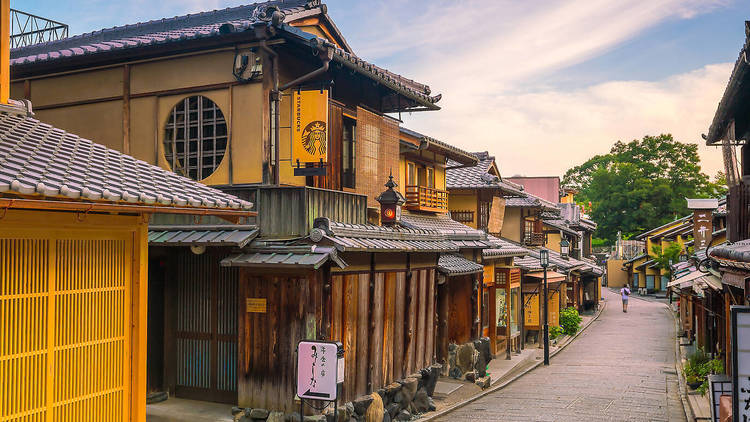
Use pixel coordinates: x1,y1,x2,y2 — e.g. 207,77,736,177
0,197,256,218
122,64,131,154
343,274,358,401
425,269,435,366
393,272,406,380
405,270,417,375
416,269,427,370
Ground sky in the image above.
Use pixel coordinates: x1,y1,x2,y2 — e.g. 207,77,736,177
16,0,750,178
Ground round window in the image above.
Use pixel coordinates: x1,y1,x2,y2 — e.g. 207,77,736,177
164,95,228,181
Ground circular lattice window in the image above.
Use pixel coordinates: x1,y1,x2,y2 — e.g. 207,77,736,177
164,95,228,181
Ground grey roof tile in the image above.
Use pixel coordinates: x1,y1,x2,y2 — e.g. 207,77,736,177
0,108,252,210
148,225,259,247
446,152,525,196
313,218,457,253
438,254,484,276
12,1,439,109
399,127,477,165
483,235,530,258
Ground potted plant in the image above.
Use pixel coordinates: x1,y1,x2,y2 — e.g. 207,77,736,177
686,374,702,390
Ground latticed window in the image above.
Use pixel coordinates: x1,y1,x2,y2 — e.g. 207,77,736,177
164,95,228,181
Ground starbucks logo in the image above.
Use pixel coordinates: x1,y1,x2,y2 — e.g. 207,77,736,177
301,121,327,156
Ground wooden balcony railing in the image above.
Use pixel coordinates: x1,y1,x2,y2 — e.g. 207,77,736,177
405,185,448,213
524,232,545,246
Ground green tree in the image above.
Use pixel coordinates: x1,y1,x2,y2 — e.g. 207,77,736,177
563,134,722,243
651,243,682,279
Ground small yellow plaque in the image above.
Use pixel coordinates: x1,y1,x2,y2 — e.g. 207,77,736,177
246,298,267,313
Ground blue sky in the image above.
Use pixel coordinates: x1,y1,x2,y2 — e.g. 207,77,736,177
15,0,750,177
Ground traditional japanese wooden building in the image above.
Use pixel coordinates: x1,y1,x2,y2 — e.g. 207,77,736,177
0,101,254,422
9,0,457,414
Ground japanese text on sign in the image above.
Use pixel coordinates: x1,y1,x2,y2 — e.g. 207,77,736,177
297,340,341,401
732,306,750,421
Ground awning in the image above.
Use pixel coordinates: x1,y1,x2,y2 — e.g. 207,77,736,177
149,225,259,247
438,254,484,276
220,246,347,270
668,271,722,292
525,271,567,282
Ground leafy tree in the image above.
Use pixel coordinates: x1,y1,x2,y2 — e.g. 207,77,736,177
563,134,724,243
651,243,682,279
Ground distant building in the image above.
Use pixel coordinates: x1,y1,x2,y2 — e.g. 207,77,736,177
505,176,560,204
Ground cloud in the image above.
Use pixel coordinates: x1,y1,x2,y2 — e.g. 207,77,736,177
326,0,733,178
401,62,732,178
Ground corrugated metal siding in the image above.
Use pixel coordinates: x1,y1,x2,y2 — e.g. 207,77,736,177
0,236,130,422
224,186,367,239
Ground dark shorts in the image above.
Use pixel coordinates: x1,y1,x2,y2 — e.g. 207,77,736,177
622,297,628,303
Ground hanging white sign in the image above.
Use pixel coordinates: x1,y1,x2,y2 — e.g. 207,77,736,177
297,340,342,401
732,306,750,421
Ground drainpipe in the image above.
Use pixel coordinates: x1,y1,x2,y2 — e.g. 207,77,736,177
261,39,332,185
258,40,280,185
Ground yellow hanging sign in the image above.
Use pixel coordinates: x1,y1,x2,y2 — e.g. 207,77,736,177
292,89,329,163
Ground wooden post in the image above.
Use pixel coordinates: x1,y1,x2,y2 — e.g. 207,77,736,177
506,276,511,359
393,272,406,379
382,272,396,385
0,0,8,105
343,275,358,400
369,273,385,390
426,269,435,366
405,270,418,375
416,270,427,370
122,65,131,154
355,273,370,396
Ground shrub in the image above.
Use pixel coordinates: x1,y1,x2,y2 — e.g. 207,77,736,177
683,348,724,395
560,307,582,336
549,326,563,340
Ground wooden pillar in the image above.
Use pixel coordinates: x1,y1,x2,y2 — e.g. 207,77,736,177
369,273,385,390
393,272,406,380
355,273,370,396
122,64,131,154
415,270,427,370
437,279,449,365
425,269,436,366
506,278,511,360
725,291,732,377
405,270,418,375
488,284,497,355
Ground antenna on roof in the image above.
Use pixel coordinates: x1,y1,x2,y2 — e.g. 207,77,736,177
10,8,69,48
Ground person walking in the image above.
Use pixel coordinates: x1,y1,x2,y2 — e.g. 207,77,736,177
620,284,631,313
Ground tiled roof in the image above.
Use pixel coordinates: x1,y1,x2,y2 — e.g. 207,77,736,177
446,152,525,196
12,1,439,110
710,240,750,269
483,235,530,258
624,253,648,265
312,218,457,253
438,254,484,276
148,225,259,247
543,219,579,237
401,211,487,242
505,194,559,212
221,245,346,269
0,105,252,210
513,255,546,271
399,127,477,166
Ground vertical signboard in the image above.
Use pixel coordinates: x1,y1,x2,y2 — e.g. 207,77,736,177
292,89,329,164
732,306,750,421
693,210,713,250
297,340,342,401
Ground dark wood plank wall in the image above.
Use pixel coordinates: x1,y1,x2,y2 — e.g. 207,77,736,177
237,271,322,413
328,268,436,403
326,101,344,190
446,275,473,345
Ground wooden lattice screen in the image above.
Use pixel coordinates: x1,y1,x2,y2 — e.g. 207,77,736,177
0,234,131,422
355,108,400,207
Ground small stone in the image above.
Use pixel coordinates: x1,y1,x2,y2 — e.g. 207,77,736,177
382,412,391,422
386,403,400,418
267,411,284,422
303,416,326,422
396,409,411,421
345,402,354,417
475,376,491,389
365,392,385,422
400,377,418,404
353,395,374,416
449,366,462,379
232,407,245,416
249,408,269,420
285,413,301,422
427,397,436,411
465,371,476,382
412,388,431,413
393,391,403,404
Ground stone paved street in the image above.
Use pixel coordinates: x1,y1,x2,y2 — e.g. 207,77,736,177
436,289,685,421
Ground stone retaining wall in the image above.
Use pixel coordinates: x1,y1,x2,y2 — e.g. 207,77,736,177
234,364,442,422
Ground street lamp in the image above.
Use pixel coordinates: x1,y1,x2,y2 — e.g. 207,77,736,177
539,249,550,366
559,239,570,260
